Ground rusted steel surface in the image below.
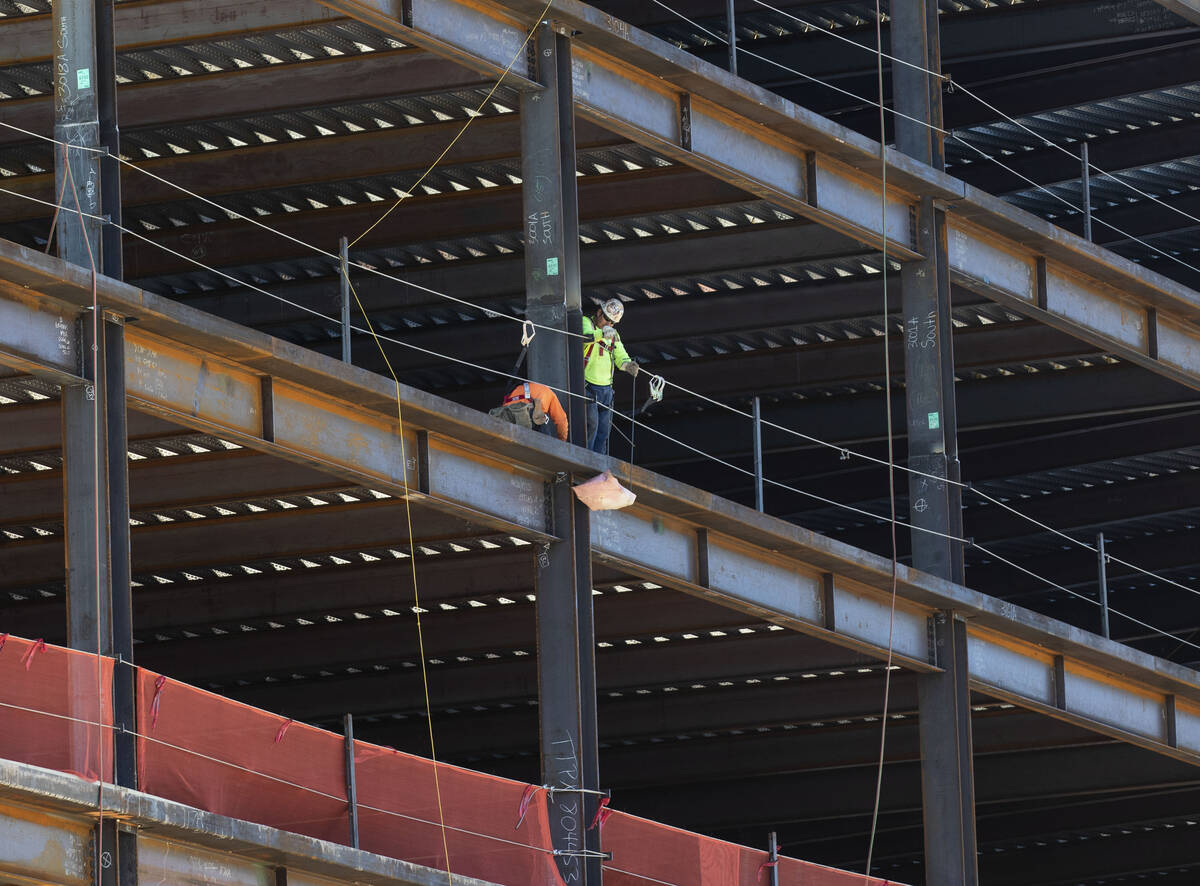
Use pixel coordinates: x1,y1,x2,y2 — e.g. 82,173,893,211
319,0,1200,394
0,759,500,886
1,240,1199,766
0,0,344,67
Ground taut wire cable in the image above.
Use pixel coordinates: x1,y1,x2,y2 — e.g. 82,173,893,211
863,0,900,876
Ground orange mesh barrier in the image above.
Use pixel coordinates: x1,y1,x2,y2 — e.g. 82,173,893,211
136,668,350,844
0,646,906,886
355,742,559,883
602,811,897,886
0,633,112,782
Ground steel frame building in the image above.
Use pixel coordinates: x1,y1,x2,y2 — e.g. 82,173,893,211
3,0,1200,883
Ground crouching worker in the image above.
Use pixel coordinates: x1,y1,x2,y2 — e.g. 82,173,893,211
489,381,569,441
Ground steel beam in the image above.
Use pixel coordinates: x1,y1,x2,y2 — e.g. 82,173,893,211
0,400,182,454
365,672,921,760
593,710,1099,796
180,223,865,336
693,0,1192,88
227,632,871,722
2,242,1200,771
628,363,1200,470
317,0,1200,398
0,117,626,226
0,50,481,154
342,316,1096,395
1151,0,1200,27
121,170,747,279
610,739,1200,834
0,451,344,525
1,501,481,590
0,758,502,886
0,550,542,638
130,587,746,695
0,0,344,67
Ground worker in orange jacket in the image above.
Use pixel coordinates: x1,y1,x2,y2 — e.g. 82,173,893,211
497,381,569,441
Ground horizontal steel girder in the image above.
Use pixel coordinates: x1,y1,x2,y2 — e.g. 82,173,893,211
1,114,625,225
318,0,1200,394
0,758,500,886
0,0,344,67
0,50,483,152
2,241,1199,769
120,169,747,278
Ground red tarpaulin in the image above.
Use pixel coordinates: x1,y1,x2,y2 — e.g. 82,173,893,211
602,810,895,886
0,634,112,782
136,668,350,843
355,742,559,883
0,639,906,886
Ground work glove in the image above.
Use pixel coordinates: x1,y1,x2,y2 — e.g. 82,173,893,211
602,325,617,341
620,361,640,377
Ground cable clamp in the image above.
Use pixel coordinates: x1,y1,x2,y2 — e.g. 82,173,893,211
545,785,610,798
552,849,613,860
521,320,536,347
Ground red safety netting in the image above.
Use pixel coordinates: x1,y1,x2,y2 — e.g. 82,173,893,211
601,810,896,886
355,742,559,883
0,645,907,886
0,633,112,782
136,668,350,844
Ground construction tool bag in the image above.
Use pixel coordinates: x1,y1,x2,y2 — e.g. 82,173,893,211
489,398,547,430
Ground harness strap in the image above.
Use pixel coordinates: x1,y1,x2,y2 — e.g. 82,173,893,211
503,382,534,406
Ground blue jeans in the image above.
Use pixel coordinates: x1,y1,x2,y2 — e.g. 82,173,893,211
585,382,614,454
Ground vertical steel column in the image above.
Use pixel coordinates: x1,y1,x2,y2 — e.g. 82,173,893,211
725,0,738,75
340,236,352,363
522,23,599,885
343,713,360,848
53,0,103,264
917,611,977,885
890,0,976,882
555,31,587,441
57,8,133,881
1097,532,1110,639
98,820,136,886
554,33,600,880
752,396,763,512
767,831,779,886
522,26,570,400
1081,143,1093,243
63,312,112,653
105,316,135,792
94,0,121,277
57,0,110,652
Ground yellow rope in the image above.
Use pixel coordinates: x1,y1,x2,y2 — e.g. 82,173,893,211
340,5,562,876
344,272,455,879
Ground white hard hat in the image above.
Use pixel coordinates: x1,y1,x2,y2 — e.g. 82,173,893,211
600,298,625,324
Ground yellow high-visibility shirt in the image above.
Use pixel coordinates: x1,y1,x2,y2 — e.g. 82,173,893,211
581,316,631,387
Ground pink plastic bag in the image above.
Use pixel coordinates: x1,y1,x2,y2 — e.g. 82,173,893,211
572,471,636,511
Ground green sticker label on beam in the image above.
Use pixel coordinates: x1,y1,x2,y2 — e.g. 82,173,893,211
927,411,940,430
546,257,559,276
76,68,91,89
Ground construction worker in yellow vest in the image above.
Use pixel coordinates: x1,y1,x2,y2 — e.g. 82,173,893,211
582,298,638,454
